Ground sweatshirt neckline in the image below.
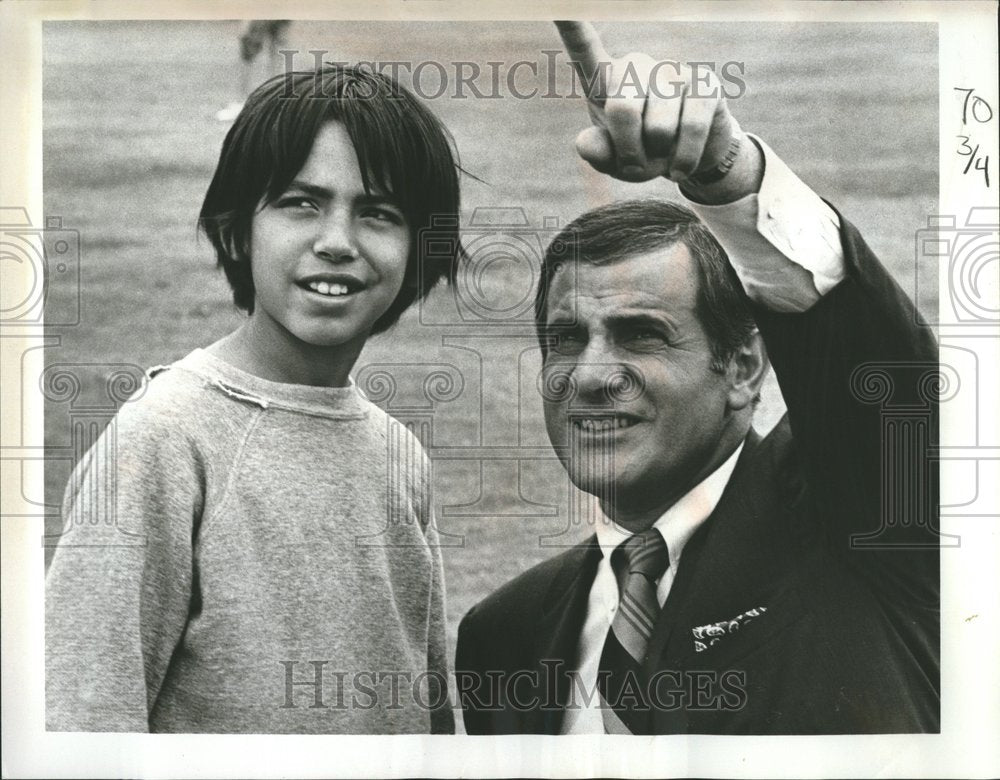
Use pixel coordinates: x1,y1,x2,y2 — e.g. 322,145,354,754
174,348,370,419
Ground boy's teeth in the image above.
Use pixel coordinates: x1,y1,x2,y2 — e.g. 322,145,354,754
308,281,350,296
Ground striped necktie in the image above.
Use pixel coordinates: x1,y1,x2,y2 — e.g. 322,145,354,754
598,528,670,734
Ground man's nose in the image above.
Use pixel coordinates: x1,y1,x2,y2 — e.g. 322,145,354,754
570,342,641,406
313,209,359,262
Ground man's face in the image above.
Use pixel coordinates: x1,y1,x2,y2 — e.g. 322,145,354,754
541,243,744,517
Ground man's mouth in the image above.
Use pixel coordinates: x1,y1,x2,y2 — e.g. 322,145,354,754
571,414,640,432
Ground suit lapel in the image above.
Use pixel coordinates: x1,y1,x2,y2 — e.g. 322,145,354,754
519,423,797,734
529,536,602,735
644,425,797,674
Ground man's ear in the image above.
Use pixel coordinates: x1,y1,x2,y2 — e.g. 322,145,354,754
726,329,769,411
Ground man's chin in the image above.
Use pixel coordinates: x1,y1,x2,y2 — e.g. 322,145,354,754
565,469,632,505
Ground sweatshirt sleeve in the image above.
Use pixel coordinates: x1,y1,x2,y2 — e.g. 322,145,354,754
45,400,204,731
423,512,455,734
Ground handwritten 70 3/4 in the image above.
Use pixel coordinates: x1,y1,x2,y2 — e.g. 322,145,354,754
954,87,993,189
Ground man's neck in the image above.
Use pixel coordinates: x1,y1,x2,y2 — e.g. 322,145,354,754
600,433,749,535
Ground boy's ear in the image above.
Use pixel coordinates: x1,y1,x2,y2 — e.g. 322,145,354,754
232,231,251,262
401,261,422,291
726,329,769,411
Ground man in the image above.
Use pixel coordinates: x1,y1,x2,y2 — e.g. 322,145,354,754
455,22,939,734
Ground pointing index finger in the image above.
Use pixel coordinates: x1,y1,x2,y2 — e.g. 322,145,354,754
555,20,610,103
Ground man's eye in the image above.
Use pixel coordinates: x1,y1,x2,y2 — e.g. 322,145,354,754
625,329,667,347
550,331,585,355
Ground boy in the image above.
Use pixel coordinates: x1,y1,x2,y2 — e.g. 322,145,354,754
46,65,463,734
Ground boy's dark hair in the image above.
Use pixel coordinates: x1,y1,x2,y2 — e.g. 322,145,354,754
534,199,758,374
199,64,465,334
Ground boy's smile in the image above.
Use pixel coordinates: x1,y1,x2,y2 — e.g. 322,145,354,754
245,120,411,371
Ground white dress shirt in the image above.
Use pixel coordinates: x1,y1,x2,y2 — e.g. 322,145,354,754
561,442,744,733
561,136,847,734
687,134,845,311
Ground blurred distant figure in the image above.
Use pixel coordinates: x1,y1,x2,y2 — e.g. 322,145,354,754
216,20,292,122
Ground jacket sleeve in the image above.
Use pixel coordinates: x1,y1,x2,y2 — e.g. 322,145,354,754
455,604,490,735
45,403,203,731
752,209,940,606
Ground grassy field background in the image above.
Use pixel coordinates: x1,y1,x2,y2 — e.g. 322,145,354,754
42,21,937,653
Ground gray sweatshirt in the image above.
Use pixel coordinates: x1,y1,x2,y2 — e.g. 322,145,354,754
46,348,453,734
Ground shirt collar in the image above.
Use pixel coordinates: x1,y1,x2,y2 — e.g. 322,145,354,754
594,440,745,570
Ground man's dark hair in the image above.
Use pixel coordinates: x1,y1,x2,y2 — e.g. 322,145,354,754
199,64,465,335
534,199,757,373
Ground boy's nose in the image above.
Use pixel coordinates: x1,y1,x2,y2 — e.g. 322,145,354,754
313,212,358,262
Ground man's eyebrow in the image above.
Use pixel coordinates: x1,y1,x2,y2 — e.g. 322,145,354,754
606,311,679,334
544,309,582,327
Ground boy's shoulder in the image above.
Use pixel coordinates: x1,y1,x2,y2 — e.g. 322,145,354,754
357,399,431,456
112,350,262,445
350,398,433,502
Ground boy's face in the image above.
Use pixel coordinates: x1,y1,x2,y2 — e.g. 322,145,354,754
248,121,411,351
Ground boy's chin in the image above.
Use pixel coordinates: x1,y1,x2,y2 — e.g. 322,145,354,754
301,333,370,350
290,323,374,350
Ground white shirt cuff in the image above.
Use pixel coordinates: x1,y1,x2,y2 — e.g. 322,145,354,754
683,134,845,312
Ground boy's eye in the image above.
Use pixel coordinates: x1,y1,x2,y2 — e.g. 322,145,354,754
277,196,318,210
360,205,405,225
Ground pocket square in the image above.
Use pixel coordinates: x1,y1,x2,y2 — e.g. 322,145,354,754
692,606,768,652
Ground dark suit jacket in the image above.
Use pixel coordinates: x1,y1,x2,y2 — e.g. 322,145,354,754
455,214,940,734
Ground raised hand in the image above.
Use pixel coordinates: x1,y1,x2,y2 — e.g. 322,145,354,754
555,21,744,186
